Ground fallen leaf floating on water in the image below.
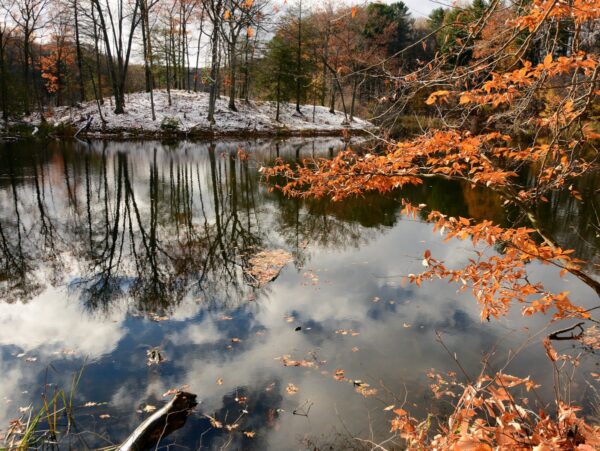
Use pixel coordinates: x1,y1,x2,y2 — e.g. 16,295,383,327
219,315,233,321
83,402,98,407
353,380,378,397
142,405,157,413
335,329,360,336
244,431,256,438
286,383,299,395
151,314,169,322
216,378,224,385
384,404,396,411
351,347,360,352
99,414,110,419
146,348,165,366
206,415,222,429
334,369,345,381
231,338,242,344
245,249,293,288
279,355,316,368
24,357,37,362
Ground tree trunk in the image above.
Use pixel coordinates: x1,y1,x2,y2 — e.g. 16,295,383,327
193,7,204,92
74,0,85,103
295,0,302,113
228,36,237,111
23,33,31,115
91,7,103,104
0,32,7,121
207,0,223,124
140,0,155,121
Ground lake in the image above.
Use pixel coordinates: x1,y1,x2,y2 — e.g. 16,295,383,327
0,138,599,449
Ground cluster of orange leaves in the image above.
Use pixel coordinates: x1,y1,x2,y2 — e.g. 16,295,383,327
262,125,591,322
427,53,598,119
391,370,600,450
262,127,587,205
40,39,75,94
402,202,588,321
511,0,600,31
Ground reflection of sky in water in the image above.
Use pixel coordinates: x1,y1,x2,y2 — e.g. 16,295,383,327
0,138,598,449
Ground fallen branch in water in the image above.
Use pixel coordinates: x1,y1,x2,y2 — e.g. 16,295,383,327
548,322,585,341
118,391,197,451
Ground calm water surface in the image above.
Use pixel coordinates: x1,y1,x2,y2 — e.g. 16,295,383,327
0,138,598,449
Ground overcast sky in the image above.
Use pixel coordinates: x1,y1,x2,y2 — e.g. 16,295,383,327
296,0,441,18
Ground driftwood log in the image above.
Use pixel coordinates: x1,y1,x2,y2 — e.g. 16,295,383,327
117,391,197,451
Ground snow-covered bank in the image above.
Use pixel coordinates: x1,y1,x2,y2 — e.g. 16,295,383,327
40,90,374,138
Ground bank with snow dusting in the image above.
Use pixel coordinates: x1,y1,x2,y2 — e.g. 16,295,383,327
41,90,374,139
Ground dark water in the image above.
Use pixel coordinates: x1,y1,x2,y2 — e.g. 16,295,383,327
0,138,598,449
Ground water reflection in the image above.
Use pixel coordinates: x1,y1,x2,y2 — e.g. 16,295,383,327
0,138,598,449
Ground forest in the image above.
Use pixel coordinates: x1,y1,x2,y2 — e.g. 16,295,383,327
0,0,512,131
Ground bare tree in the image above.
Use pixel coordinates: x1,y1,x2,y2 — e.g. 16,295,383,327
90,0,139,114
8,0,48,115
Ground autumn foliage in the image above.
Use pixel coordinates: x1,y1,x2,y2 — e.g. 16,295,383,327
264,0,600,448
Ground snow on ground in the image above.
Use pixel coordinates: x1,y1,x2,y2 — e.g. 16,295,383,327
45,90,373,136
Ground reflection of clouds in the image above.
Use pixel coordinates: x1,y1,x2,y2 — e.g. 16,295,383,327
0,287,125,357
0,355,38,428
0,139,598,448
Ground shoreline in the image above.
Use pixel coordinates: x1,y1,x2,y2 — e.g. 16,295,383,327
1,90,375,142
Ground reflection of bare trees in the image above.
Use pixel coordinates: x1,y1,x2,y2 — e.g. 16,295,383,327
3,138,593,312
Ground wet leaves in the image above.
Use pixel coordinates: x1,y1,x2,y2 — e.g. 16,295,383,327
335,329,360,336
285,383,299,395
146,348,165,366
245,249,292,288
142,405,157,413
279,355,316,368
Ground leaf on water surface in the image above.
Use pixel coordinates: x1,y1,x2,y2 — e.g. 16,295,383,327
334,369,345,381
352,347,359,352
206,415,223,429
245,249,293,288
286,383,299,395
151,314,170,322
219,315,233,321
83,402,99,407
142,405,157,413
146,348,165,366
231,338,242,344
24,357,37,362
162,385,190,397
383,405,395,411
243,431,256,438
216,378,224,385
99,414,110,419
335,329,360,336
279,355,316,368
